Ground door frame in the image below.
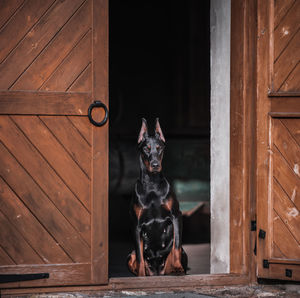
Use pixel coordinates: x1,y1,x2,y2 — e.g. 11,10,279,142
1,0,257,294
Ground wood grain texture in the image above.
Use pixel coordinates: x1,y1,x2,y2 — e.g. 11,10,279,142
0,0,54,63
0,274,250,294
279,63,300,92
273,29,300,91
270,97,300,115
273,180,300,244
0,91,92,115
12,0,91,90
256,0,272,279
268,263,300,281
0,0,84,90
282,118,300,144
273,213,300,260
274,0,296,28
0,176,72,264
40,115,91,178
271,118,300,263
230,0,257,277
68,116,92,145
0,245,15,266
0,0,108,288
273,147,300,211
91,0,109,284
274,1,300,60
273,119,300,172
0,263,91,288
0,210,43,265
271,0,300,94
273,242,286,258
12,115,90,210
0,142,90,263
0,115,91,244
0,0,24,30
68,63,92,92
40,30,92,92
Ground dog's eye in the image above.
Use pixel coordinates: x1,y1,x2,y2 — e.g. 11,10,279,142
143,146,150,153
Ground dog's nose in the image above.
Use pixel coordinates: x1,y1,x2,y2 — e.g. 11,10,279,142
151,162,159,169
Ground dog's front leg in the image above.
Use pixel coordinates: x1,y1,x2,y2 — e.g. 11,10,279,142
134,225,146,276
172,215,184,271
162,215,184,275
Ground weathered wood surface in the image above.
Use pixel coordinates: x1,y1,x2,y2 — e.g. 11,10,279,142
271,0,300,93
0,0,108,288
230,0,257,278
1,274,249,294
257,0,300,281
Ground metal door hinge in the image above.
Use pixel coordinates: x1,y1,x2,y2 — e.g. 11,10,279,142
263,259,269,268
0,273,49,283
286,269,292,278
251,220,257,231
259,229,266,239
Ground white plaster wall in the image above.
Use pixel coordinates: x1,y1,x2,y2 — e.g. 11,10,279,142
210,0,231,274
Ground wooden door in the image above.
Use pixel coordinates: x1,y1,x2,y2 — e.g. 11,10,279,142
257,0,300,281
0,0,108,288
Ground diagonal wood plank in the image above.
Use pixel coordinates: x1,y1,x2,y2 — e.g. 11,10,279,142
68,63,92,92
279,63,300,92
0,116,91,244
281,118,300,145
0,0,54,63
0,0,24,30
0,0,84,89
0,177,72,263
0,142,90,262
12,115,90,210
40,30,92,91
273,119,300,177
273,242,287,259
273,147,300,211
0,210,43,264
273,179,300,243
68,116,92,145
274,1,300,61
274,0,296,29
12,0,91,90
273,211,300,259
40,116,91,178
0,245,15,265
273,29,300,91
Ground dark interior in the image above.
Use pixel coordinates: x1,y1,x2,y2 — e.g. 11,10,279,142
109,0,210,277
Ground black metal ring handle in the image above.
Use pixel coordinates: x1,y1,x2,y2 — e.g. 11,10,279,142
88,101,109,127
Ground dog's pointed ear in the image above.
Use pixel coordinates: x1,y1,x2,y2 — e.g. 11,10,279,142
155,118,165,143
138,118,148,144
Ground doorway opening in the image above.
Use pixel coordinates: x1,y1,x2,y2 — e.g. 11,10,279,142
109,0,210,277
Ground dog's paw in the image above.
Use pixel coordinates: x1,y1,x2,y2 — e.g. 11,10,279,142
171,262,185,275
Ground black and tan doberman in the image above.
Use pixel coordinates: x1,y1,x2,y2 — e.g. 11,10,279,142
127,118,187,276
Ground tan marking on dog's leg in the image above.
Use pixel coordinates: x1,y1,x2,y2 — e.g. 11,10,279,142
137,239,146,276
134,204,143,220
127,251,138,275
162,197,173,211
